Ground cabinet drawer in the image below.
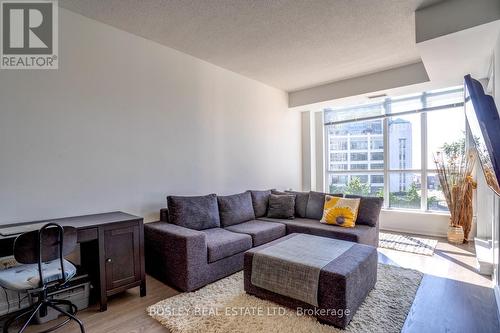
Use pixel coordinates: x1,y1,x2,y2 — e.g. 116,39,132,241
77,228,98,242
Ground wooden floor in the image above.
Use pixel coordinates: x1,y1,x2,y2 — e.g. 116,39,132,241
378,233,499,333
20,274,176,333
17,233,500,333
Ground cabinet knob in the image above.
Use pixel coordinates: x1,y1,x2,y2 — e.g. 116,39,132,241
106,258,112,263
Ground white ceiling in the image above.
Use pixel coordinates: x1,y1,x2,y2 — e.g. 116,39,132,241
60,0,434,92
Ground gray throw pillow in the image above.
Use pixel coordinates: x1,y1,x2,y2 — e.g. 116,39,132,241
285,190,309,218
249,190,271,218
167,194,220,230
267,194,295,219
305,191,343,220
344,195,384,227
217,192,256,227
271,189,288,195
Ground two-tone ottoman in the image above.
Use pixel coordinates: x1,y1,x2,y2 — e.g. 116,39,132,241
244,233,378,328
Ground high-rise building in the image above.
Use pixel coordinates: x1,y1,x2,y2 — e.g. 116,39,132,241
326,112,413,195
388,118,414,193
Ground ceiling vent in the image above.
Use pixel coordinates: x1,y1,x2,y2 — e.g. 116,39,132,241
367,93,388,99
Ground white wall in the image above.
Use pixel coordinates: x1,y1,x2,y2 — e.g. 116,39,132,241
475,158,495,239
0,9,301,224
314,112,325,191
301,112,314,191
301,110,326,192
379,210,449,237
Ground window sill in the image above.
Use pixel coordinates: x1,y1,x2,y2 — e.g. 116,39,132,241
381,208,451,217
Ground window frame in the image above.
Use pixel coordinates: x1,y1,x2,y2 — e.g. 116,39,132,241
324,87,464,213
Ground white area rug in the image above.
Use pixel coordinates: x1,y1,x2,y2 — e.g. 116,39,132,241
379,232,438,256
147,264,423,333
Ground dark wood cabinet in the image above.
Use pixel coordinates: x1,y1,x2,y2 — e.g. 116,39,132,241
104,223,141,291
96,216,146,311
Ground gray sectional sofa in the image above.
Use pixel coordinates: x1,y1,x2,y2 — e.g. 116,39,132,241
145,190,383,291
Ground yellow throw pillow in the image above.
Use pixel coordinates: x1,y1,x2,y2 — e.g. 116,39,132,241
320,196,360,228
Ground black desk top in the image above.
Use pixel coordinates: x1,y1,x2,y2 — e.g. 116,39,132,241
0,211,142,240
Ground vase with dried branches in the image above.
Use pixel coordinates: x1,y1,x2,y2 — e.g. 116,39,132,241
433,148,477,244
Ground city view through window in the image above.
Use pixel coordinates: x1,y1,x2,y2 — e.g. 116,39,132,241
324,87,465,212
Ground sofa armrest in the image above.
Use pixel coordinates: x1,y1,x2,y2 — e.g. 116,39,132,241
144,222,207,291
160,208,169,222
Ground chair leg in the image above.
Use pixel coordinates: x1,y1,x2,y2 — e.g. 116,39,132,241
3,300,84,333
17,302,45,333
2,305,36,333
47,303,85,333
33,313,71,333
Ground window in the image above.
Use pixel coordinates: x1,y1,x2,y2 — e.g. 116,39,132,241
330,138,348,150
330,153,347,162
330,164,348,171
427,173,448,211
351,152,368,161
370,152,384,161
351,163,368,170
350,138,368,150
425,107,465,211
324,86,465,212
327,173,384,196
388,172,421,209
388,114,421,170
371,139,384,150
426,107,465,169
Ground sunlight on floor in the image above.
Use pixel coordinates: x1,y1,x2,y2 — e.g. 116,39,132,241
378,235,493,288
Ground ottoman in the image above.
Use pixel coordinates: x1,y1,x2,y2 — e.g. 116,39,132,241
244,233,377,328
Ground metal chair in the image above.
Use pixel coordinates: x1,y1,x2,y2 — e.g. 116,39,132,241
0,223,85,333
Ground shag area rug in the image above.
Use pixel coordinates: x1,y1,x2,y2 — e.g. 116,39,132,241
147,264,423,333
379,232,438,256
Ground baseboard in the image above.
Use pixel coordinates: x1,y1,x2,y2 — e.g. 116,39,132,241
379,227,446,238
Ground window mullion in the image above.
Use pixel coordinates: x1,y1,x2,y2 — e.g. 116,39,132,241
324,121,329,192
421,93,428,211
383,111,390,208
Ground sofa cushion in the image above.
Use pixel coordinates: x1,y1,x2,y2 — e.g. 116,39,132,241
344,195,384,227
258,217,378,247
0,259,76,291
285,190,309,217
305,191,342,220
249,190,271,218
202,228,252,263
224,220,286,246
217,192,256,227
160,208,169,222
167,194,220,230
320,196,361,228
267,194,295,219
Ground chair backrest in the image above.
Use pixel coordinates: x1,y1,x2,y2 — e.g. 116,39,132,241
13,223,77,264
